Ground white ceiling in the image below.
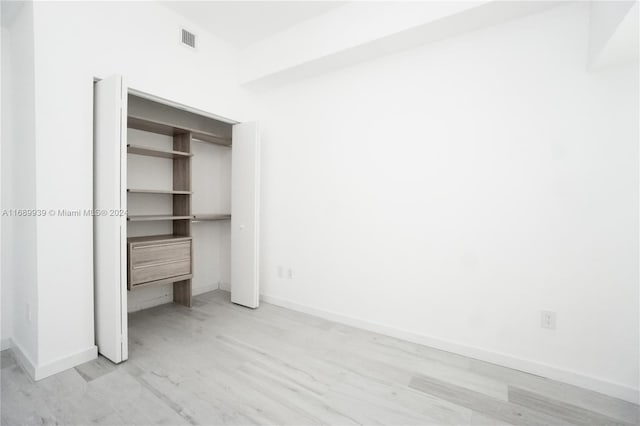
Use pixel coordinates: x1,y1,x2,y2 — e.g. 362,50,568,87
160,1,346,49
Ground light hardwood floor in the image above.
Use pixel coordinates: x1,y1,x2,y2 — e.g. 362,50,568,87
1,290,638,425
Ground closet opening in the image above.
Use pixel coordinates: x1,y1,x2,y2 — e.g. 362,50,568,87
94,76,260,364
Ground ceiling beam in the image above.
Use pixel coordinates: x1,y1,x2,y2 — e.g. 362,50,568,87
238,1,561,91
588,1,639,70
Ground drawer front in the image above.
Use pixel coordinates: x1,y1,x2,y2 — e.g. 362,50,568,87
131,241,191,267
131,259,191,286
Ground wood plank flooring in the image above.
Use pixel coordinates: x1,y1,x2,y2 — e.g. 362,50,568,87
1,290,638,425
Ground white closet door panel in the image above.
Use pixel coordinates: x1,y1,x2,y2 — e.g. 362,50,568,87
231,122,260,308
94,75,128,363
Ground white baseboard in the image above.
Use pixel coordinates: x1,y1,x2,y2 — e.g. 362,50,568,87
1,337,13,351
260,293,639,404
11,342,97,381
34,346,97,380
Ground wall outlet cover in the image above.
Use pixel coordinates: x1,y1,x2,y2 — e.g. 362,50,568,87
541,310,557,330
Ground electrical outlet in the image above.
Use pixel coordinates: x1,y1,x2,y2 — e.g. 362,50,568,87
287,268,294,279
277,266,283,279
541,310,556,330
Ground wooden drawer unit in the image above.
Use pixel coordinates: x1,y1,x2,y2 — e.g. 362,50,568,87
132,241,191,266
127,235,192,289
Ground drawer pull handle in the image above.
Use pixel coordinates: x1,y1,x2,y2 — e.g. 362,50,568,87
132,258,191,270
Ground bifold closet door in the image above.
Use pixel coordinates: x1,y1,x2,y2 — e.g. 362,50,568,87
94,75,128,363
231,122,260,308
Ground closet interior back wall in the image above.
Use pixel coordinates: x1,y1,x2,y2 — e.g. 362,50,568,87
192,139,232,294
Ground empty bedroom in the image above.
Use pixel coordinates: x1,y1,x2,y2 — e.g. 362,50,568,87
0,1,638,425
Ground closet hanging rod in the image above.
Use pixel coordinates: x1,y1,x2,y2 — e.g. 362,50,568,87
192,214,231,222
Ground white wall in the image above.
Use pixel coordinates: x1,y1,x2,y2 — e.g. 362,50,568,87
255,3,639,401
6,0,253,375
1,2,39,366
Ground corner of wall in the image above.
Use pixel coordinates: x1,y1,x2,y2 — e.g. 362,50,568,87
10,338,36,379
0,337,12,351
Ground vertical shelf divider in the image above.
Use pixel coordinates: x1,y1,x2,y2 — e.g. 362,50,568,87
172,132,193,307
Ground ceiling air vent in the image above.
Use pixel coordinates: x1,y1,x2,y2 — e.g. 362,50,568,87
181,28,196,49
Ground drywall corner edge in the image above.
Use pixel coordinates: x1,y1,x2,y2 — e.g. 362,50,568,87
11,339,36,379
260,293,640,404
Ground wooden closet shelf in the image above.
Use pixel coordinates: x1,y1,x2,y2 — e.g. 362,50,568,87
127,215,194,222
193,214,231,221
128,115,232,147
127,144,192,159
127,189,192,195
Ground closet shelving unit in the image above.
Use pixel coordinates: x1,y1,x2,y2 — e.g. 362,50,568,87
125,96,232,307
